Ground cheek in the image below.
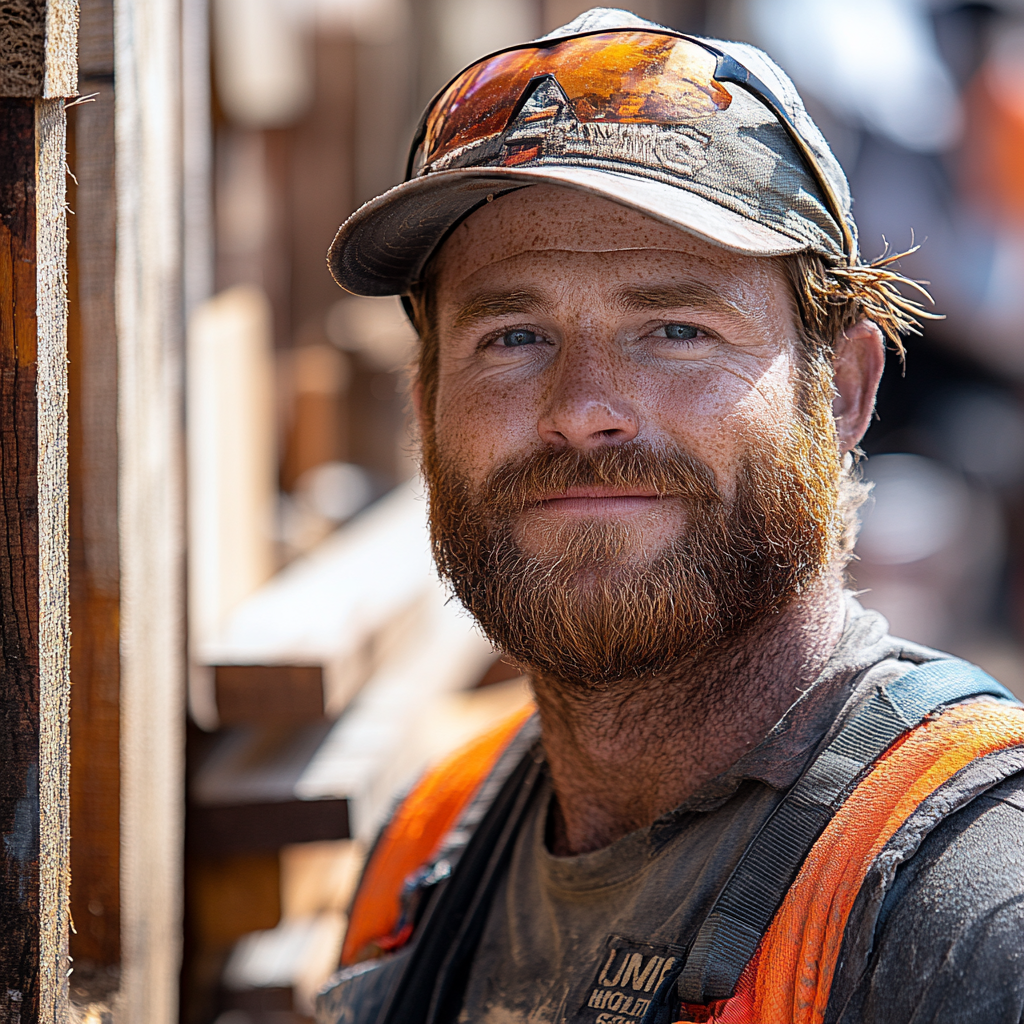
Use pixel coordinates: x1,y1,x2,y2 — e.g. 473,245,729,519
432,368,542,482
641,369,734,445
643,359,797,486
726,368,798,436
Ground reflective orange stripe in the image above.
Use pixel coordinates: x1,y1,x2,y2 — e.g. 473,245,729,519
341,702,535,965
676,701,1024,1023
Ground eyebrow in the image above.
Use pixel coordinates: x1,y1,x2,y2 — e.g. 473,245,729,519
451,289,547,331
615,283,746,319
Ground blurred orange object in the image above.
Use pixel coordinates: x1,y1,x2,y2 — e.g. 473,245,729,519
961,55,1024,224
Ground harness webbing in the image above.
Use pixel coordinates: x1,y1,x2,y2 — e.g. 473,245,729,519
340,704,536,965
676,659,1019,1005
373,725,545,1024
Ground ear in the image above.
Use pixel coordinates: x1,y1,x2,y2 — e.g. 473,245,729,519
832,318,885,453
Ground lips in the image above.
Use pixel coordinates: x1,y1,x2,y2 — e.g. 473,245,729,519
534,486,665,514
537,485,661,502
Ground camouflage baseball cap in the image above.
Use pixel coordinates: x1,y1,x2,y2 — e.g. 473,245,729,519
328,7,858,296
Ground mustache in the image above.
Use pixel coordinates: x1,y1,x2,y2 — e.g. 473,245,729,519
480,441,725,514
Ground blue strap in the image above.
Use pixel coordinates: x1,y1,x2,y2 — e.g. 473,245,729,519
885,659,1017,720
675,658,1021,1006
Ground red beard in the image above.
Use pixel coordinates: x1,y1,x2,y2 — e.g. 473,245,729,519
422,406,841,688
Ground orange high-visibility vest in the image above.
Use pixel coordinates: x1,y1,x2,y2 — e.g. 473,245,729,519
338,668,1024,1024
342,701,536,965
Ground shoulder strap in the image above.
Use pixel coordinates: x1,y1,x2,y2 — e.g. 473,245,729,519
375,731,545,1024
676,659,1019,1005
758,698,1024,1024
341,702,536,964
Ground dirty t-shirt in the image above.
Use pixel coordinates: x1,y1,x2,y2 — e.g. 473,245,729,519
456,599,1024,1024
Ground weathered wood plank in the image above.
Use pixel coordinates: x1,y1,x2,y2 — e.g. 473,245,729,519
0,94,42,1024
0,92,70,1024
65,0,120,996
67,78,121,983
115,0,186,1018
35,93,70,1024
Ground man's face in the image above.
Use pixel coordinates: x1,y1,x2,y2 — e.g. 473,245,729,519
418,186,843,686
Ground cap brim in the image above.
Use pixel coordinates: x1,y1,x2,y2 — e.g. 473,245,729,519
328,164,809,296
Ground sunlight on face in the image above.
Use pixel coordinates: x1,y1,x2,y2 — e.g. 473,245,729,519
419,186,843,684
425,185,807,562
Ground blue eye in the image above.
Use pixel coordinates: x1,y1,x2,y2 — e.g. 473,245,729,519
664,323,699,340
501,329,540,347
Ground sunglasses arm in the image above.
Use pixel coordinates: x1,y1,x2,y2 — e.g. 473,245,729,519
710,52,856,263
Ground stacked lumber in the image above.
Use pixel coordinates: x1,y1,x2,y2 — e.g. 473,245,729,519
187,480,531,1021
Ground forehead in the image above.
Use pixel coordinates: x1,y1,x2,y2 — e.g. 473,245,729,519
431,185,785,295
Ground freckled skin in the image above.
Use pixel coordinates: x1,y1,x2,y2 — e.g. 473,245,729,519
432,189,814,558
418,186,886,855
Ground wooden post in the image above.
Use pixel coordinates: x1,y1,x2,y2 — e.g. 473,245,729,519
115,0,187,1019
65,0,188,1017
67,0,121,999
0,1,77,1021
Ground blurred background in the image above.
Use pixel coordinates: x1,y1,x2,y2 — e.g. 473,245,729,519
68,0,1024,1021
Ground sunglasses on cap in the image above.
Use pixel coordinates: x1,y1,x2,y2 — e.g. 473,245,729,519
408,29,855,263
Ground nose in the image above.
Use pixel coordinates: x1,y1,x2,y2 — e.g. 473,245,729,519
536,345,640,449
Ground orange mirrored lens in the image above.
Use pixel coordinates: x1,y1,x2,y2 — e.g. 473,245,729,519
422,32,732,167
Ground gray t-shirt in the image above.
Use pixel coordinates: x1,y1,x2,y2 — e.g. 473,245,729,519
457,599,1024,1024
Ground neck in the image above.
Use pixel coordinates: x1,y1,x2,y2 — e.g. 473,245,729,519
532,572,847,856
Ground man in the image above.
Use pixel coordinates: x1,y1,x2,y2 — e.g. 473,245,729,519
318,9,1024,1024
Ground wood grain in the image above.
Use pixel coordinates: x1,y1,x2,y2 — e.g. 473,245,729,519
67,77,121,979
35,94,70,1024
0,93,70,1024
0,95,42,1024
0,0,46,96
0,0,78,99
42,0,78,98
